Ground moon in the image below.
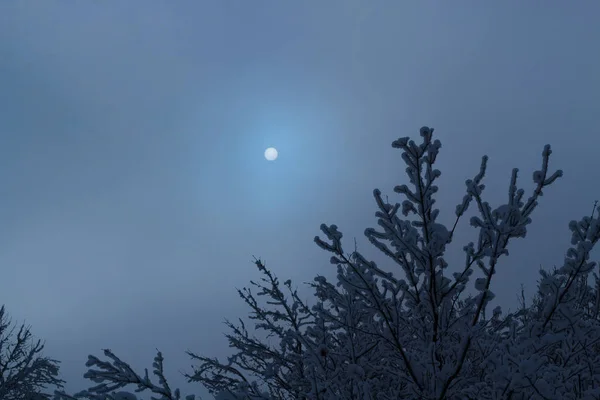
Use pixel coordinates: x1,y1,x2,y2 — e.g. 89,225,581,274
264,147,278,161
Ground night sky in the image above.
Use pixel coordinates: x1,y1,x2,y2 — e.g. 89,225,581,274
1,1,599,398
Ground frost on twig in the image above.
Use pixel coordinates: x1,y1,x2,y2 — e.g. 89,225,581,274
53,349,195,400
0,305,66,400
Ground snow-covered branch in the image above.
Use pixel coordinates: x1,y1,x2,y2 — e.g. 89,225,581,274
0,305,65,400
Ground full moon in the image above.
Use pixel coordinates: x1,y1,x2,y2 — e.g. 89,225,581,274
264,147,278,161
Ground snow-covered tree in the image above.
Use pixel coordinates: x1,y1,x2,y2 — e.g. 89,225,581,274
0,305,65,399
56,126,600,399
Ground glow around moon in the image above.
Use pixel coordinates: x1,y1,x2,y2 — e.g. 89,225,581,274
264,147,278,161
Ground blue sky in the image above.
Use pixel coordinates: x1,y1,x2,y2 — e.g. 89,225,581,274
1,1,599,398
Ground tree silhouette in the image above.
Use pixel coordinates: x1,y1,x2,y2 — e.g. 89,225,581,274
56,126,600,400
